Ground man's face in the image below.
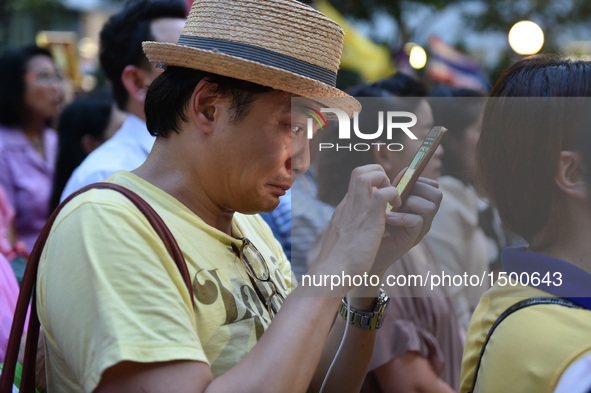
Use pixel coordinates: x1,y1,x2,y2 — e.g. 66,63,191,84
205,91,312,214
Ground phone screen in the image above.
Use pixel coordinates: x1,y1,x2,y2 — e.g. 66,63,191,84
387,126,447,211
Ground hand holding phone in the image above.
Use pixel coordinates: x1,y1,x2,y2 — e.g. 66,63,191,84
387,126,447,211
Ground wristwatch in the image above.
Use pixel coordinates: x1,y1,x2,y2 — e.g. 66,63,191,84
338,288,390,330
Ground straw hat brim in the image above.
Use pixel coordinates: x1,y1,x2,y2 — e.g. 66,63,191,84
143,41,361,116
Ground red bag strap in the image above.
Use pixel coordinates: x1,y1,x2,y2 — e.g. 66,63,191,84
0,182,194,393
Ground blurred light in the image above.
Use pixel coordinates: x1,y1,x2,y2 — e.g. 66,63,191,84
403,42,416,54
508,21,544,55
78,37,98,59
36,32,49,46
409,45,427,69
80,75,97,92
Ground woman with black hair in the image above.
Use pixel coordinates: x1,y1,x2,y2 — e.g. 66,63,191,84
460,55,591,392
49,92,125,212
0,45,62,255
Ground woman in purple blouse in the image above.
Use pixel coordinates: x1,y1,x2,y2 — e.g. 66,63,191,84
0,46,61,253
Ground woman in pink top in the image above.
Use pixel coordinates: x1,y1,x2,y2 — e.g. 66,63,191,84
0,46,61,253
0,186,22,362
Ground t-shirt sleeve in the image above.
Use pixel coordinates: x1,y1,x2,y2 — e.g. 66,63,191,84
368,297,445,373
37,190,208,392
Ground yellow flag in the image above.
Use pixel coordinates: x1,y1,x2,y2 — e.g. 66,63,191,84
315,0,395,82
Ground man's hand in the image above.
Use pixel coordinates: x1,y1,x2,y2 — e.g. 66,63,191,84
371,177,442,277
308,165,441,291
309,165,398,288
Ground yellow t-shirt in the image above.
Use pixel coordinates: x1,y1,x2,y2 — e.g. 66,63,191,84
37,171,294,393
460,283,591,393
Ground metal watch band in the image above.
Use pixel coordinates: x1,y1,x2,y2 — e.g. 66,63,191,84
338,288,390,330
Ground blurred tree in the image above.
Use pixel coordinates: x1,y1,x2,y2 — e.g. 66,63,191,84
299,0,591,52
465,0,591,50
300,0,458,46
3,0,63,10
0,0,69,52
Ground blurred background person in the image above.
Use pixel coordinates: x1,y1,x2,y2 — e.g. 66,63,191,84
0,186,22,361
0,247,21,363
0,45,62,257
60,0,186,201
315,73,463,392
551,108,591,393
460,55,591,392
0,184,28,285
50,91,126,211
423,86,493,331
0,184,44,385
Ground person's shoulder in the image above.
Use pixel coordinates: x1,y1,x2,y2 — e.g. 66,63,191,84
73,138,127,173
82,114,149,159
480,295,591,390
61,136,146,200
86,130,135,162
60,174,140,210
60,154,115,200
432,175,480,228
439,176,478,204
463,288,591,393
44,127,57,139
0,126,26,150
471,284,591,357
55,173,155,233
108,114,153,149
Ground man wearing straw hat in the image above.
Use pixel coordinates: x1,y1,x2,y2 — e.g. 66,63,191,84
36,0,442,392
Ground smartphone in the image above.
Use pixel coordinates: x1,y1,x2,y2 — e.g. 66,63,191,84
387,126,447,211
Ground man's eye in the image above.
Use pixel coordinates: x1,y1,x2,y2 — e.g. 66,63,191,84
292,125,304,136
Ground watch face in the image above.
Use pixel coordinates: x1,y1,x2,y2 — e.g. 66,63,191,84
336,291,390,330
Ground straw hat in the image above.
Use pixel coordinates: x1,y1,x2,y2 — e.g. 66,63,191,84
143,0,361,115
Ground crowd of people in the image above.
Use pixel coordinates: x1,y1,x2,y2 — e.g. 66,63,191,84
0,0,590,392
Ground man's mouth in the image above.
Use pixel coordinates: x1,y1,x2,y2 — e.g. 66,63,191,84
268,183,291,195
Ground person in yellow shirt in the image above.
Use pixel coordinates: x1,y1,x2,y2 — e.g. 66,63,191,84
460,55,591,392
36,1,442,392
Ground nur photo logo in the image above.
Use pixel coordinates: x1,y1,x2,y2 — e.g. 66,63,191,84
305,106,419,152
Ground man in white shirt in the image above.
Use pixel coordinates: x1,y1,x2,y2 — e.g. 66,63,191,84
60,0,186,201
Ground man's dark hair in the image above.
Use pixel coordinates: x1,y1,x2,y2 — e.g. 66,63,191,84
99,0,186,110
0,45,53,127
145,66,273,137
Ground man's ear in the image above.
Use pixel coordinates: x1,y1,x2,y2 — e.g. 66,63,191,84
121,65,152,103
555,150,588,201
188,79,221,135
